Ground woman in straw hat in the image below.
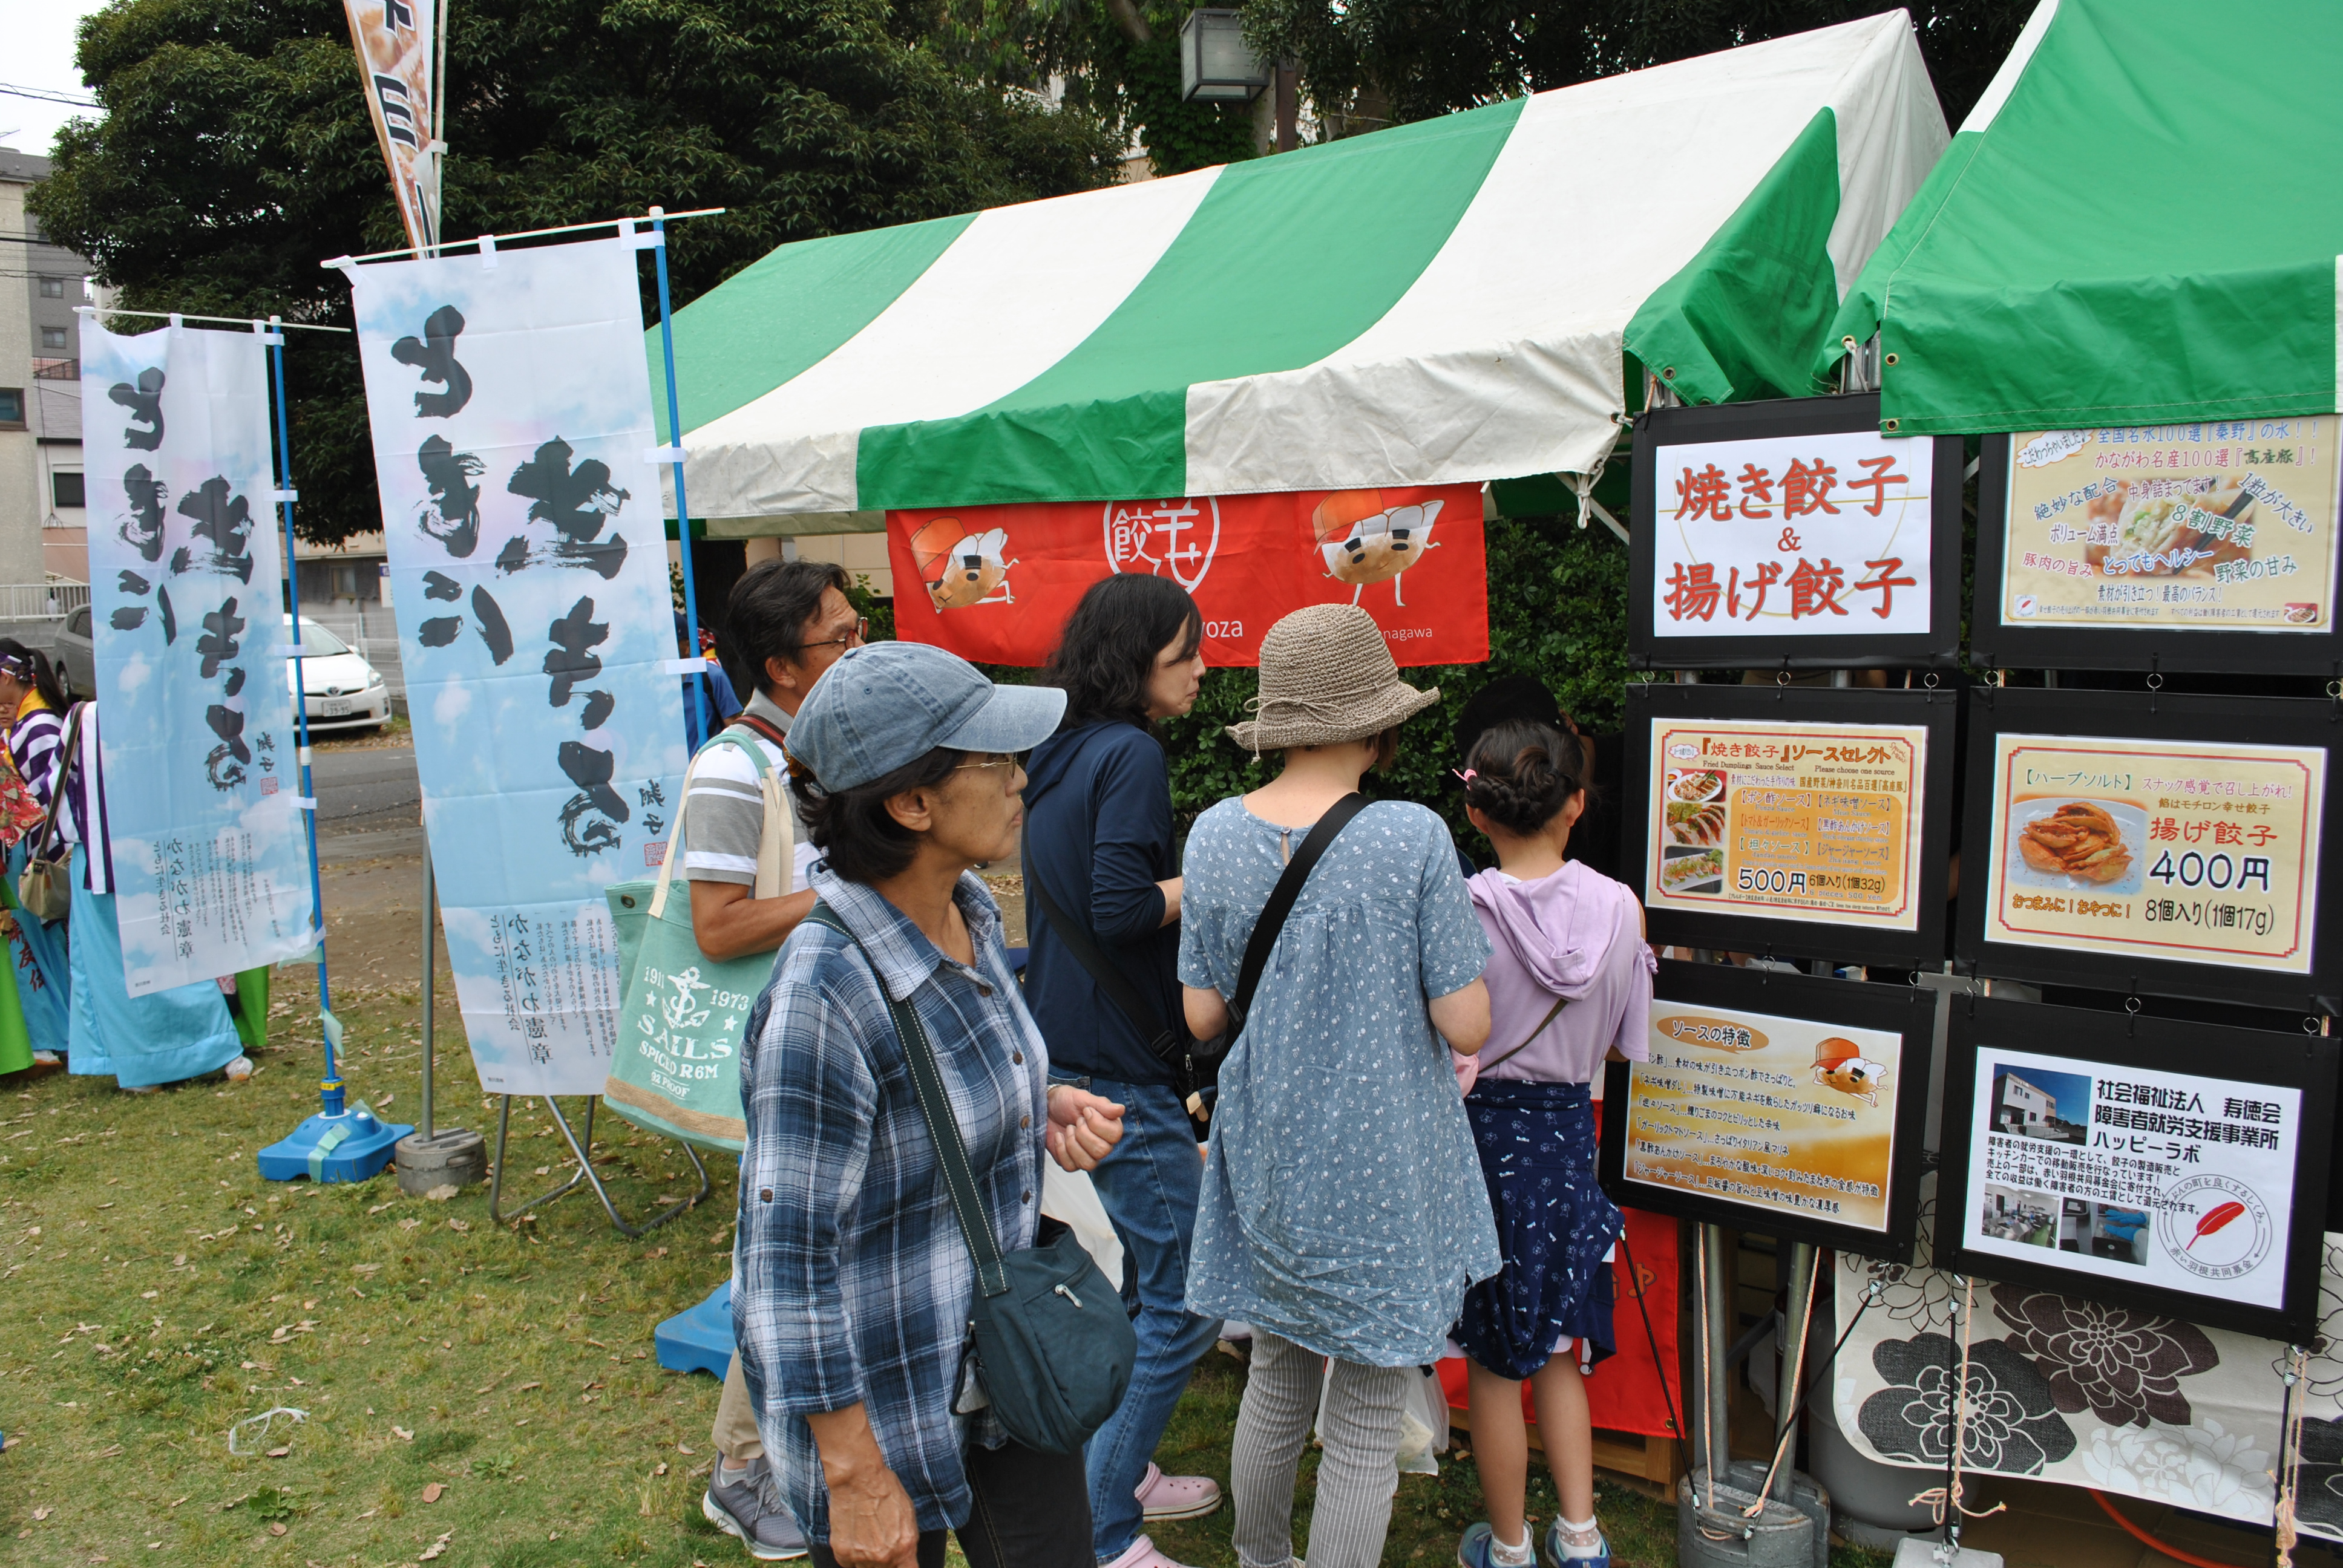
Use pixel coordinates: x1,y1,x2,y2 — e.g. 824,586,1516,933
1178,603,1500,1568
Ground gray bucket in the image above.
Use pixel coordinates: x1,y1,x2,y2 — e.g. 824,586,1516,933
1677,1462,1831,1568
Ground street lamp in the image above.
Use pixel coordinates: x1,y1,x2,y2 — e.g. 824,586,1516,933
1179,9,1271,103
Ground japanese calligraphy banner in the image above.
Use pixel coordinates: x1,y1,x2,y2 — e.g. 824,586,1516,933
341,0,439,253
344,237,689,1097
1997,419,2341,633
1979,732,2324,976
884,485,1488,667
1643,716,1927,930
80,322,318,993
1653,426,1932,635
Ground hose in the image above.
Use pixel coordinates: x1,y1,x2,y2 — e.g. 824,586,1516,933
2088,1488,2262,1568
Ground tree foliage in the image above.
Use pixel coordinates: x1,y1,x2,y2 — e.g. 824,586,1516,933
1241,0,2035,140
32,0,1124,544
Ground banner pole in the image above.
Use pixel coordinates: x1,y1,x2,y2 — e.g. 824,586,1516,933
647,204,709,752
267,322,341,1114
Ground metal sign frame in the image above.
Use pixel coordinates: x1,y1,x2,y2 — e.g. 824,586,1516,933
1955,687,2343,1011
1934,995,2335,1340
1622,682,1961,969
1629,393,1965,671
1599,960,1935,1259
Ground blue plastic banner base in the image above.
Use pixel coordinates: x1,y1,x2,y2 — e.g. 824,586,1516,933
257,1108,415,1183
654,1280,733,1378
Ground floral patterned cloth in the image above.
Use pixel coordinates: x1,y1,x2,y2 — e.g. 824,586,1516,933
1831,1182,2337,1532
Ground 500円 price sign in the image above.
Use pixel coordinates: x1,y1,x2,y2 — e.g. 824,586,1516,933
1600,960,1931,1259
1958,688,2342,1008
1624,682,1959,968
1934,996,2335,1339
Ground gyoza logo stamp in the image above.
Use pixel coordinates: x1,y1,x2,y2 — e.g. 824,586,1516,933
2156,1173,2272,1281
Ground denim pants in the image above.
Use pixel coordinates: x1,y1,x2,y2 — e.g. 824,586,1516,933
1057,1073,1222,1562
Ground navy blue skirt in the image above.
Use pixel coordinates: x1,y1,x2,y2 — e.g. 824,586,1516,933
1451,1079,1622,1381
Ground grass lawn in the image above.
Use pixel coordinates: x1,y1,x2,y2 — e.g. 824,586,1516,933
0,970,1881,1567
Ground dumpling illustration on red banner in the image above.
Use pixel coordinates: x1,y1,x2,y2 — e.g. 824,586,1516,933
908,516,1018,610
1311,489,1444,607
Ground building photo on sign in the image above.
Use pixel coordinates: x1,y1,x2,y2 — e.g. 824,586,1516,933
1621,1000,1904,1235
1958,1044,2300,1312
2000,419,2341,631
1644,716,1927,931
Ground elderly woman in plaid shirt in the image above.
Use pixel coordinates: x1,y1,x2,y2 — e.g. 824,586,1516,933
735,641,1130,1568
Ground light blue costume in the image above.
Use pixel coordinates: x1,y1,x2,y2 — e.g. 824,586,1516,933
1178,797,1501,1365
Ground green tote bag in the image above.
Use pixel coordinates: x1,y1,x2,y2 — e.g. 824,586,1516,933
601,730,791,1152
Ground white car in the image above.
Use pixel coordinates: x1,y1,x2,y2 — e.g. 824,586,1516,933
283,615,391,733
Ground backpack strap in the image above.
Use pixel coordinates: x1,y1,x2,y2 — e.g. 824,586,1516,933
805,901,1010,1297
648,728,787,919
1227,792,1369,1033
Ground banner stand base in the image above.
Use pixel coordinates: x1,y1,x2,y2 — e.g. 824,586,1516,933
258,1107,415,1183
485,1093,710,1239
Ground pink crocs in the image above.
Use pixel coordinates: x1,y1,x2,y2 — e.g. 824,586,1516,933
1134,1462,1224,1521
1098,1535,1199,1568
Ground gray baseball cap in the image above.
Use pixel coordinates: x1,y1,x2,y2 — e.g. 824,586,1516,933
787,641,1067,791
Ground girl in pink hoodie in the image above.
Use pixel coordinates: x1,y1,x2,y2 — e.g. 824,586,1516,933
1449,719,1653,1568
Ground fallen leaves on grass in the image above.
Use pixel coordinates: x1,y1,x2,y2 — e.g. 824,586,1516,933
418,1529,454,1561
392,1425,413,1442
420,1483,444,1504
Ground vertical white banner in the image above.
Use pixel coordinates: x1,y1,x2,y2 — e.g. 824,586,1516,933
342,238,687,1097
80,322,318,992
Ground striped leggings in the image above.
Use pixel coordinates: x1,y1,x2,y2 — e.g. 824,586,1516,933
1232,1328,1413,1568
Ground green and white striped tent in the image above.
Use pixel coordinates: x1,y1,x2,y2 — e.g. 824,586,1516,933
659,11,1946,527
1822,0,2343,434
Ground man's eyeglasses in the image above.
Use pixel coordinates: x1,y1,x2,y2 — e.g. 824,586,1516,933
798,616,869,654
953,754,1024,786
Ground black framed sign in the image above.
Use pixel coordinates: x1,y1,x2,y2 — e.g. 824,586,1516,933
1623,682,1960,969
1630,393,1963,670
1971,419,2343,674
1956,687,2342,1011
1935,995,2335,1339
1601,959,1933,1259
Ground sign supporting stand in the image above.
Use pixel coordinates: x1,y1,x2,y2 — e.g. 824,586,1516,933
393,832,486,1193
255,319,412,1183
641,207,712,751
484,1092,709,1238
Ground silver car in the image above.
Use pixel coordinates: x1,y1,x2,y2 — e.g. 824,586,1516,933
50,607,392,734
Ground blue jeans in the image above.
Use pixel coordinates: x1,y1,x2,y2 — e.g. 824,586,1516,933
1056,1073,1222,1563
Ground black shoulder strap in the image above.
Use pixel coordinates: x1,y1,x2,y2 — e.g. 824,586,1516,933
1021,826,1185,1063
805,901,1010,1297
1229,792,1369,1030
727,711,788,750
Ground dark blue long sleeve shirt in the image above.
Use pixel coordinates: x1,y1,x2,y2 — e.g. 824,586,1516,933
1020,720,1184,1086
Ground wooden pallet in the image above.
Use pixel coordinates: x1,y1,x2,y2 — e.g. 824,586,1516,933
1447,1408,1685,1498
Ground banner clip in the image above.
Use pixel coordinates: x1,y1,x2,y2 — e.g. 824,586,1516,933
266,643,304,657
660,658,707,675
268,488,299,505
643,446,686,466
616,217,664,252
260,332,286,346
291,797,318,810
477,233,499,270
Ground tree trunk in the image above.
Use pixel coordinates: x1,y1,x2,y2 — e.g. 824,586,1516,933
1103,0,1153,45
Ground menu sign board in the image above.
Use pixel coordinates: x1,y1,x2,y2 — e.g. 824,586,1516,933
1936,998,2333,1339
1630,394,1962,670
1974,419,2343,673
1601,960,1929,1258
1958,690,2343,1008
1624,684,1957,967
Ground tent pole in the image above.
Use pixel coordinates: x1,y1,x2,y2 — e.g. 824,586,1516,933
648,205,709,752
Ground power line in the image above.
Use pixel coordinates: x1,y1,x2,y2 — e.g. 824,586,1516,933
0,83,99,109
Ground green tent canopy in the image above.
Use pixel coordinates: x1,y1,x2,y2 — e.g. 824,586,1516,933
658,13,1947,523
1823,0,2343,435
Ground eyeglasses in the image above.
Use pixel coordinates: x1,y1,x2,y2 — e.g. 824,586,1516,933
953,754,1021,775
798,616,869,654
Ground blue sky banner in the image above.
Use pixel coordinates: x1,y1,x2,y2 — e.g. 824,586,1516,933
81,321,317,994
344,238,687,1097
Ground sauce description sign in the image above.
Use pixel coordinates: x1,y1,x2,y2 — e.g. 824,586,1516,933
1644,717,1926,932
1958,1044,2302,1312
2000,419,2341,632
1981,733,2325,974
1622,1004,1903,1233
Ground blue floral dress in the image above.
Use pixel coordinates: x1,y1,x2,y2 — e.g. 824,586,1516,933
1178,797,1500,1367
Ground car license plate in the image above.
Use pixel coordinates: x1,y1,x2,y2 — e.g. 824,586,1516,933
322,698,353,717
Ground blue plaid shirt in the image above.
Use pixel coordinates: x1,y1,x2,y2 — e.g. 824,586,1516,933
733,865,1048,1540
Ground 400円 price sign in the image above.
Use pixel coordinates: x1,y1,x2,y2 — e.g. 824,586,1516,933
1645,716,1925,931
1981,733,2323,975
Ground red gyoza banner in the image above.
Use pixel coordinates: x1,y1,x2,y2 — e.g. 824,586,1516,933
885,485,1489,667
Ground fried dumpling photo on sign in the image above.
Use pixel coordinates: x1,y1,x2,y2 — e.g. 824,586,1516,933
909,517,1017,610
1311,489,1442,606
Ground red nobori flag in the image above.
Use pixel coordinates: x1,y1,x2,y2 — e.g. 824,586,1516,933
886,485,1489,668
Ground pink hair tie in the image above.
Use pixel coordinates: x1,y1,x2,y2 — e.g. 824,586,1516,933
1452,768,1476,784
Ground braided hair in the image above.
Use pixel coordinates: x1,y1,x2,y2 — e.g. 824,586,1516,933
1460,718,1585,837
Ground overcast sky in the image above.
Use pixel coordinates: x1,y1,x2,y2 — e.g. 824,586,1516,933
1,3,112,157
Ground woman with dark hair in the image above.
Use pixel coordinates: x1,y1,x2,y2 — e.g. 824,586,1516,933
736,641,1132,1568
1448,719,1652,1568
1023,573,1215,1568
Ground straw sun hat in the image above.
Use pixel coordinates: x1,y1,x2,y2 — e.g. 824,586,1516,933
1228,603,1440,752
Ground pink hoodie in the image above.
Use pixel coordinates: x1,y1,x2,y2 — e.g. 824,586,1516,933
1453,859,1654,1094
